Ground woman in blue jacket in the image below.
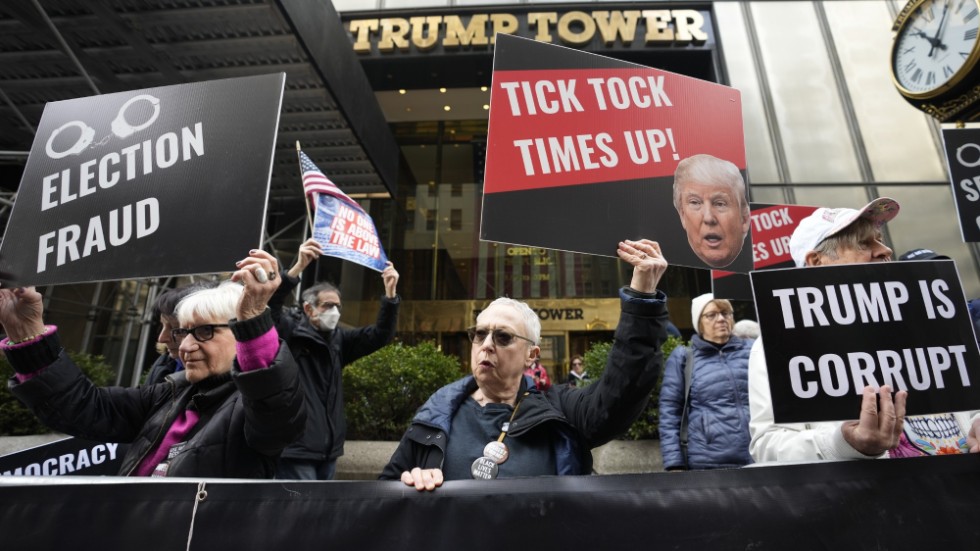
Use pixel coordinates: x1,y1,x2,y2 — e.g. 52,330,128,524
659,293,754,470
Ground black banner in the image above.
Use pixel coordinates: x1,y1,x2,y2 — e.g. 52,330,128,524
0,455,978,549
942,127,980,242
0,437,126,476
0,73,285,286
752,260,980,423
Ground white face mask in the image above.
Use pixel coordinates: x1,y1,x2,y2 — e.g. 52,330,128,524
316,306,341,331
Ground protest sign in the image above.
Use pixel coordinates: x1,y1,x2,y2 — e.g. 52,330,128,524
482,34,750,272
300,151,389,272
751,260,980,423
0,73,285,286
0,437,126,477
712,203,819,299
941,127,980,242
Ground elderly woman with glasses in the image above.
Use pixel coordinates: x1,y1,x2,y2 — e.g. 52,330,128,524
381,239,670,491
0,249,306,478
658,293,755,471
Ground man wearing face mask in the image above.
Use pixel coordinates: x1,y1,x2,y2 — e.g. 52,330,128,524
270,238,401,480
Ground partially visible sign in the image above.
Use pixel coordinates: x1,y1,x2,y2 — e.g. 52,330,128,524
0,437,126,477
942,127,980,242
751,260,980,423
0,73,285,286
712,203,819,300
482,34,750,272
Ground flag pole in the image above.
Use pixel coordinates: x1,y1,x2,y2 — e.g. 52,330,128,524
295,141,315,234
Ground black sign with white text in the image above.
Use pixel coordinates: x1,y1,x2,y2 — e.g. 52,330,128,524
0,73,285,286
0,437,126,477
751,260,980,423
942,127,980,242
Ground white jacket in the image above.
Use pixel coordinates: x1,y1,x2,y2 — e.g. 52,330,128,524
748,338,978,462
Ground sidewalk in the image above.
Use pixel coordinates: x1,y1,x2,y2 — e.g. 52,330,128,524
1,436,663,479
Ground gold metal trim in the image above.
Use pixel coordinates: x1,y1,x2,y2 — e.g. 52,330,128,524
890,0,980,100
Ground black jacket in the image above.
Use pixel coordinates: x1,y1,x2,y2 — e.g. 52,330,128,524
145,352,180,386
7,313,306,478
380,288,668,479
271,272,400,461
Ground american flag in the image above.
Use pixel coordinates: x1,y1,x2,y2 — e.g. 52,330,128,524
299,151,360,208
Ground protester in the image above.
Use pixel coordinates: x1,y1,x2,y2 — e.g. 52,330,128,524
144,281,218,385
271,237,400,480
381,239,669,491
898,248,949,262
567,354,588,386
732,319,760,340
2,250,306,477
749,198,980,462
894,248,980,457
659,293,754,470
899,248,980,347
524,358,552,391
672,154,750,269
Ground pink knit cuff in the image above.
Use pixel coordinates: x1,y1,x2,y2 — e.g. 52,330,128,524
235,326,279,372
1,325,57,349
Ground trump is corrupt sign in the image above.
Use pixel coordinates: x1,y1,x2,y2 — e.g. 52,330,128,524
751,260,980,424
482,34,750,272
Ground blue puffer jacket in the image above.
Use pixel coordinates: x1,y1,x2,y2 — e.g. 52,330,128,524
658,334,754,470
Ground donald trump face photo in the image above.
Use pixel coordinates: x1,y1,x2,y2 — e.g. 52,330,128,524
672,154,750,269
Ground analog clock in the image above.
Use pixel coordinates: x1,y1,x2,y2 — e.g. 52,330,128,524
892,0,980,121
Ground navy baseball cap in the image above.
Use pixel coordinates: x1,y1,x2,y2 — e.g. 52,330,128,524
899,248,950,261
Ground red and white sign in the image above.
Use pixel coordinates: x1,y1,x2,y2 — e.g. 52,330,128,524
482,34,750,272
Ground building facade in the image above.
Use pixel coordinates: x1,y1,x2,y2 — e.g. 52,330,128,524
3,0,976,385
329,0,980,381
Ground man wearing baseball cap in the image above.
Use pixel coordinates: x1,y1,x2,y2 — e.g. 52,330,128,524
898,248,950,261
748,197,980,462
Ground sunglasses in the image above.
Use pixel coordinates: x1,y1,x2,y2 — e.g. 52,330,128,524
171,323,230,343
466,326,535,348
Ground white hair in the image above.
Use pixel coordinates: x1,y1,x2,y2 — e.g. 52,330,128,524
672,154,749,221
732,319,760,339
175,280,242,324
481,297,541,345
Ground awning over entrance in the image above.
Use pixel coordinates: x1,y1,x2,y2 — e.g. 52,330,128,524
0,0,398,260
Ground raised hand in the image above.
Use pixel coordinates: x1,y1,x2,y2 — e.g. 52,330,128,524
287,238,323,278
232,249,281,320
617,239,668,294
0,286,45,342
382,261,399,299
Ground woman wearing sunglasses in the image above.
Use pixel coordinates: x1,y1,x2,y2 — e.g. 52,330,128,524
382,239,670,490
0,249,306,478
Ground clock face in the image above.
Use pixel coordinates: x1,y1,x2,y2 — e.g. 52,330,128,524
892,0,980,97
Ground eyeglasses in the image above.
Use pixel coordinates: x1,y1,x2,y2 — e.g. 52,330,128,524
171,324,230,343
466,326,535,348
701,311,734,321
314,301,341,311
